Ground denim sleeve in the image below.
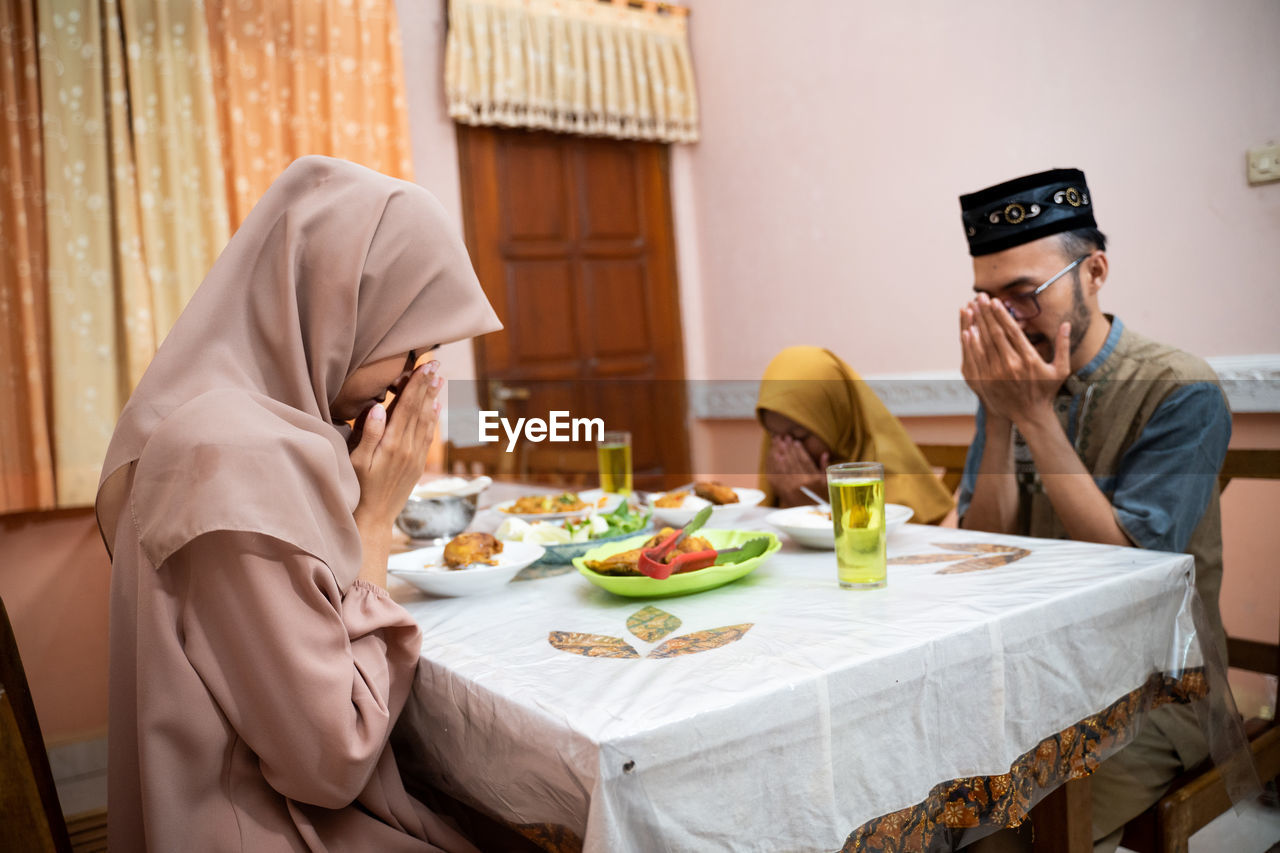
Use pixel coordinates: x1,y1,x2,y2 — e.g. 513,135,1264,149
1111,382,1231,554
956,404,986,521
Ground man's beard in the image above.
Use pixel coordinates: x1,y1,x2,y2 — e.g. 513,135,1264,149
1038,277,1091,363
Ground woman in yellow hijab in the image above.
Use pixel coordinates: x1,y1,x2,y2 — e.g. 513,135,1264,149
757,346,954,523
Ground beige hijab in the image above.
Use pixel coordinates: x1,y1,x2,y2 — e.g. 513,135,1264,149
97,156,501,579
756,346,954,523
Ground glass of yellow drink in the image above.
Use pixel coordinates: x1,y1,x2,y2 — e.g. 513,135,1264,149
597,430,632,495
827,462,886,589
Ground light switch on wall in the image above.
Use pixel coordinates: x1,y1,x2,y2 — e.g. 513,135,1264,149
1247,142,1280,185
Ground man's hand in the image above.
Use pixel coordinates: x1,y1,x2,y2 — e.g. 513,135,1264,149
765,434,829,507
960,294,1070,426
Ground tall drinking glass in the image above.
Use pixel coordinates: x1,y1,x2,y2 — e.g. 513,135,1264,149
597,431,632,495
827,462,886,589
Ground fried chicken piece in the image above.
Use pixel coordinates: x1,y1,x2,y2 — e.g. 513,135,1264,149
443,532,504,569
586,547,646,576
694,481,739,505
643,527,714,555
654,490,688,508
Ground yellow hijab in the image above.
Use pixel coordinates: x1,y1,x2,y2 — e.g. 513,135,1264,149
756,346,954,523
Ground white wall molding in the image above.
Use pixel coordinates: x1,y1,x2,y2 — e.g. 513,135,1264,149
1208,354,1280,414
690,354,1280,419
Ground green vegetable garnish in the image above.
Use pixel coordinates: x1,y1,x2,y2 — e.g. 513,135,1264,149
599,499,649,538
713,537,770,565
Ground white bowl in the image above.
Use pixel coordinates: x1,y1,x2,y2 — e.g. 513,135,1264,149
885,503,914,536
766,503,914,550
648,487,766,528
766,506,836,549
491,488,622,521
388,540,544,597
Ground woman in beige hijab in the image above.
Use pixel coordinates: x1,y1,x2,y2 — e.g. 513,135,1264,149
96,156,502,852
757,346,954,524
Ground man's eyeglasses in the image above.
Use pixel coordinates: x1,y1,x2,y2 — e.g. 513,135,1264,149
1000,254,1090,320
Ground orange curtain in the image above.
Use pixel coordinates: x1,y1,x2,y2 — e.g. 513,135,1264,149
205,0,415,229
38,0,230,507
0,0,55,513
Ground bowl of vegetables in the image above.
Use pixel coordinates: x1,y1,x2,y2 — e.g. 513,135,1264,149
494,499,652,565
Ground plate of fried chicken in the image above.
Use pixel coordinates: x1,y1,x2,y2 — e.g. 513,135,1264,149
647,481,766,528
574,527,781,598
388,532,545,597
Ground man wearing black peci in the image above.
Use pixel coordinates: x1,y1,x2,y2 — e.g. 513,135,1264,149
955,168,1231,851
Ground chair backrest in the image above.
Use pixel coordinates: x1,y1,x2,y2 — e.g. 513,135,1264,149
0,596,72,853
519,444,600,489
917,444,968,495
915,444,1280,504
446,441,518,479
1218,447,1280,492
1217,448,1280,677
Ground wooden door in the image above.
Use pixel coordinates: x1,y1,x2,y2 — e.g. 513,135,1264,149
457,126,691,490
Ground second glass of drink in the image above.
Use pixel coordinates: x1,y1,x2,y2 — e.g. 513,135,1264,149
597,430,632,495
827,462,886,589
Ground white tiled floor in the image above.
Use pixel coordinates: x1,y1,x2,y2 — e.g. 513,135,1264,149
49,736,107,817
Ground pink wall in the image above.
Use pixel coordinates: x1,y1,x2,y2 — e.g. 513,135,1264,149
0,510,109,743
675,0,1280,379
396,0,477,390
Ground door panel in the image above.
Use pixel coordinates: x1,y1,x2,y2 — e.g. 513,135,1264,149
582,260,652,361
457,126,690,489
507,261,580,365
579,146,641,238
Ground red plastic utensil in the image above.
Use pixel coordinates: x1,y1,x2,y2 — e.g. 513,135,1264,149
637,506,712,579
667,549,718,575
667,539,769,575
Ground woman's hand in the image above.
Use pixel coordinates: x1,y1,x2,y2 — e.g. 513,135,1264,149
765,434,829,507
349,361,443,585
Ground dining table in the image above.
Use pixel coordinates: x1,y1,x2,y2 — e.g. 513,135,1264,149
388,483,1213,853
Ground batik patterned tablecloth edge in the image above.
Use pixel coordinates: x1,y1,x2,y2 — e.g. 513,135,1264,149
842,669,1207,852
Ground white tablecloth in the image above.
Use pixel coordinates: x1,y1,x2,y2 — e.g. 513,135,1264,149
392,512,1199,853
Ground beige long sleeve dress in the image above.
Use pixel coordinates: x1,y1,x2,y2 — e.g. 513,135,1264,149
96,157,503,851
106,469,478,853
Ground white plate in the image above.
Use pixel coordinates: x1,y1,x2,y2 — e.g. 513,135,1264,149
766,503,914,549
490,488,621,521
388,540,545,597
648,487,766,528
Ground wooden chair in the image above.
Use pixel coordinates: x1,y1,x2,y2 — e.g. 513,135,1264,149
446,441,518,480
0,595,73,853
917,443,969,495
518,444,600,489
1120,447,1280,853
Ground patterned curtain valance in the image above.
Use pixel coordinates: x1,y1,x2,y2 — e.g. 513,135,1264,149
445,0,699,143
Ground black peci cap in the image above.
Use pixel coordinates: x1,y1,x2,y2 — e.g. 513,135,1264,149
960,168,1096,256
